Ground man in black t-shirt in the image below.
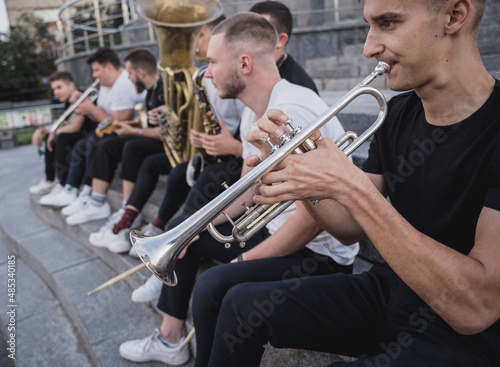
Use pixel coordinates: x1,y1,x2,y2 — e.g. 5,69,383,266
197,0,500,366
30,71,97,196
250,1,318,94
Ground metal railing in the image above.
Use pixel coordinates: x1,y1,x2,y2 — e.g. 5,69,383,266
57,0,364,58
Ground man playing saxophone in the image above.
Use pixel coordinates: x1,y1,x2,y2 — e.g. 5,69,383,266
196,0,500,366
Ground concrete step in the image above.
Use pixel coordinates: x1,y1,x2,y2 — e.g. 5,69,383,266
0,145,174,367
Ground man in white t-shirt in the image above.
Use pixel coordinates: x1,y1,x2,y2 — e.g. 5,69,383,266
49,48,148,224
119,13,358,366
40,48,146,210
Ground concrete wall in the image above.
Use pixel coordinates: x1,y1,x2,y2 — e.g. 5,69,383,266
55,1,500,90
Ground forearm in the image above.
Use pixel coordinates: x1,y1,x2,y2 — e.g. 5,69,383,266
243,202,323,260
304,198,365,245
342,175,499,334
57,116,85,134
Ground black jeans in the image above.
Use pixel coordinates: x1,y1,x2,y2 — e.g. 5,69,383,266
192,248,352,367
89,135,162,183
66,134,99,187
198,262,499,367
126,152,171,211
54,131,89,185
44,134,56,182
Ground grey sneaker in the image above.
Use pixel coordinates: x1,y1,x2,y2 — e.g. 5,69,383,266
119,328,190,365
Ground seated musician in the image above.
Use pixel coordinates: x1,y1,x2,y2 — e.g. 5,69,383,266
30,71,96,198
118,13,359,366
192,0,500,366
40,48,146,213
130,0,322,304
63,49,165,226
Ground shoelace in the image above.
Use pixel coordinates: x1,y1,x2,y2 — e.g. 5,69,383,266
143,329,161,351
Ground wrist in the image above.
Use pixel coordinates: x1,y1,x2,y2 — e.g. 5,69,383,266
237,253,244,262
138,128,143,137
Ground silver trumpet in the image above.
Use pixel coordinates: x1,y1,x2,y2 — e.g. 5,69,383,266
50,80,99,133
130,61,390,287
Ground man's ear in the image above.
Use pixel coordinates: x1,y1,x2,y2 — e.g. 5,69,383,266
444,0,472,35
240,55,252,75
277,32,289,49
136,68,146,80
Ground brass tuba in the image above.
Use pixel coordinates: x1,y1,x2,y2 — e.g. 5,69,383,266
135,0,223,167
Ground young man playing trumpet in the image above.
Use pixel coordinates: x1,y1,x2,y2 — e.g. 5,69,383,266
196,0,500,366
119,13,358,366
32,72,97,199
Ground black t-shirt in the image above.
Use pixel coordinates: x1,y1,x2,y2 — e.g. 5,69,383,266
278,55,318,94
146,80,165,111
363,81,500,255
363,81,500,360
63,97,97,133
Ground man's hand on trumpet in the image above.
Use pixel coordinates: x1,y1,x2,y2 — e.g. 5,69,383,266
245,109,364,206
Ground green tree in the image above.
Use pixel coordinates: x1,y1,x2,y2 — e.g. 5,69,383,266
0,13,57,102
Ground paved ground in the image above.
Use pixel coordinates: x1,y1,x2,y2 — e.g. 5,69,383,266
0,126,375,366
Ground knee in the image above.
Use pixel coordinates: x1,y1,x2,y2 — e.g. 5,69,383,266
193,267,226,308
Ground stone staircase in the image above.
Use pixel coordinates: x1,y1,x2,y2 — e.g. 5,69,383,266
1,141,378,366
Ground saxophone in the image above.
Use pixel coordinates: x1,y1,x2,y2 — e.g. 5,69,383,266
135,0,223,168
185,65,222,187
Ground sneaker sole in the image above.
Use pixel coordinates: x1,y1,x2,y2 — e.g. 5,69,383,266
119,345,190,365
66,212,111,226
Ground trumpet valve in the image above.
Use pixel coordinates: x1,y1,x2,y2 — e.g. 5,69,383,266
263,137,280,155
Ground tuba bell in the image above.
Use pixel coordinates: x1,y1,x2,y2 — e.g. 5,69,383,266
135,0,223,167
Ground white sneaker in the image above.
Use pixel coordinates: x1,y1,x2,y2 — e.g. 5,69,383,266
29,179,55,195
66,201,111,225
40,185,77,208
88,208,124,244
39,183,63,203
119,328,190,365
62,186,91,216
129,223,164,258
89,208,142,245
89,227,131,253
131,275,163,303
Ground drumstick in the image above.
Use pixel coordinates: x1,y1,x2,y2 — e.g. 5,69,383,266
179,328,196,352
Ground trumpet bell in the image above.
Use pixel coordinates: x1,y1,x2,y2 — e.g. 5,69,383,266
130,229,181,286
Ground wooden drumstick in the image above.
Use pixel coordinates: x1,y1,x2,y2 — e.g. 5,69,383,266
87,263,146,296
179,328,196,352
87,235,200,296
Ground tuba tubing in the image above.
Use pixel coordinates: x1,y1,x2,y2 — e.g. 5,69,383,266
130,61,390,287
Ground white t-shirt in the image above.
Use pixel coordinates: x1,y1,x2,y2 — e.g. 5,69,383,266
205,77,245,135
97,69,146,114
240,79,359,265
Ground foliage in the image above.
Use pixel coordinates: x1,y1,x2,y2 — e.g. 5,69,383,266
0,13,57,102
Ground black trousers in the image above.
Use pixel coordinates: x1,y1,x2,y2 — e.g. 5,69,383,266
89,135,163,183
156,214,270,321
192,249,353,367
157,156,243,222
44,134,56,182
54,131,89,185
126,152,171,211
199,262,499,367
